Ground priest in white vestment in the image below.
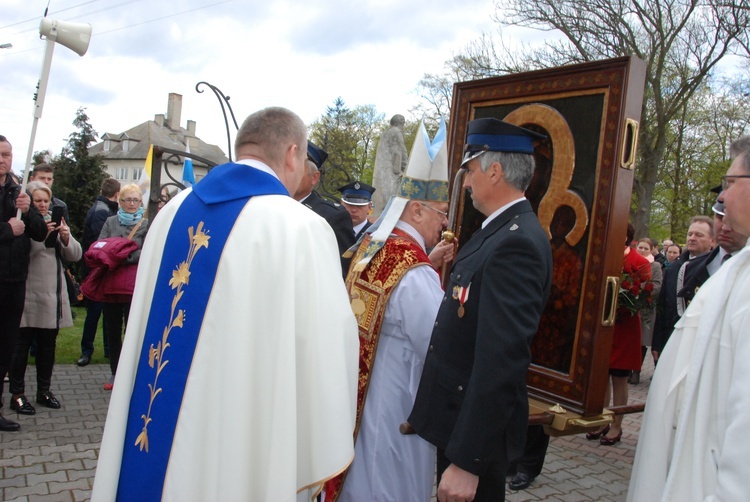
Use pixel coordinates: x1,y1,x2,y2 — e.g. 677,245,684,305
329,119,453,501
628,139,750,502
92,107,358,502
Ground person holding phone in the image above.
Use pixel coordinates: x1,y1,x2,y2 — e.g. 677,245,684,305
29,163,69,223
7,181,82,415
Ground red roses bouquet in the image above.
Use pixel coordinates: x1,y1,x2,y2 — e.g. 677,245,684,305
618,271,654,317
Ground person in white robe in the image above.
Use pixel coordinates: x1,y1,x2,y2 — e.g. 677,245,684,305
332,119,453,501
92,107,358,502
339,221,446,502
628,138,750,502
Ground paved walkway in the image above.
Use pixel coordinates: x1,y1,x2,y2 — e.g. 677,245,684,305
1,359,655,501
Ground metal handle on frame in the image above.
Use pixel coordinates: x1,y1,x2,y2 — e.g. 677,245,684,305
602,276,619,326
620,118,639,170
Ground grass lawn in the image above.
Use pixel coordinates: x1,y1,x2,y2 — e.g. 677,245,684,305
56,306,110,365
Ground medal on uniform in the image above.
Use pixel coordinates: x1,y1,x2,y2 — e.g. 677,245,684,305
456,284,470,318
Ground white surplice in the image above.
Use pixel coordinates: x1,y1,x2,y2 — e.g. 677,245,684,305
92,166,359,502
628,240,750,502
339,222,439,502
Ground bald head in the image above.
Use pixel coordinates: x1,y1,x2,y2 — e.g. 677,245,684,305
235,107,307,170
234,107,308,194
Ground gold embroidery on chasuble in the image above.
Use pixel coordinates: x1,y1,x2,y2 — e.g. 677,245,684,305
134,222,210,453
323,233,431,501
344,232,431,430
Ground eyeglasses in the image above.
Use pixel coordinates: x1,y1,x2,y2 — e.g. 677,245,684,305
721,175,750,191
419,202,448,218
121,198,142,204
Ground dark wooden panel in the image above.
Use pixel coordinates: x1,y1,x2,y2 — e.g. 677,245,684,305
446,56,646,416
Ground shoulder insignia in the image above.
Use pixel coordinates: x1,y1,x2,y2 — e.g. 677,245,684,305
510,223,519,231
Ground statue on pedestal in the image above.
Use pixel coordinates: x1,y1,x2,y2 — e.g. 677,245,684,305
372,114,408,215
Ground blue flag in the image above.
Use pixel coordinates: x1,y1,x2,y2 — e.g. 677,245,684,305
182,144,195,187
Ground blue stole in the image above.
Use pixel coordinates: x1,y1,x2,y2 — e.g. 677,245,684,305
116,163,288,500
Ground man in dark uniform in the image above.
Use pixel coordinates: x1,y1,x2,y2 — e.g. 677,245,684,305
339,181,375,240
294,142,354,276
409,118,553,502
676,194,747,311
652,214,714,361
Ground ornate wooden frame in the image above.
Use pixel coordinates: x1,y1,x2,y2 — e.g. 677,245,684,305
447,56,646,416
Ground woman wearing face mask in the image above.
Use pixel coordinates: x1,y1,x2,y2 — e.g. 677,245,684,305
8,181,82,416
97,184,149,391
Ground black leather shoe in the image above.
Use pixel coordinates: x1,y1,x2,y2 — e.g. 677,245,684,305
37,391,61,409
0,414,20,431
9,395,36,415
77,354,91,366
508,472,534,491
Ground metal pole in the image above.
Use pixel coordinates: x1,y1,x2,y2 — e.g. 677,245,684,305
18,37,56,218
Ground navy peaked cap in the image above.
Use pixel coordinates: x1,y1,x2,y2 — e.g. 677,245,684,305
462,117,546,165
307,142,328,169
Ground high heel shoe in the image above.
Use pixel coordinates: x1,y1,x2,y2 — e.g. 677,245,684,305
600,430,622,446
585,424,610,441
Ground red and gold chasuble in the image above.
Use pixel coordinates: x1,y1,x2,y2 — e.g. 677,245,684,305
324,229,432,501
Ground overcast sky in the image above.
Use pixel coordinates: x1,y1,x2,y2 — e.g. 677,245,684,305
1,0,510,174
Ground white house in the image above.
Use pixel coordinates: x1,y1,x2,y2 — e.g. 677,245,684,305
88,93,228,187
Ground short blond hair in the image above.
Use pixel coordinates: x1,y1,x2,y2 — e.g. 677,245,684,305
27,180,52,200
119,183,142,201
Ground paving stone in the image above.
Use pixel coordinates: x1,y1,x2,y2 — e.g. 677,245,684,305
48,478,90,495
27,469,68,486
5,463,45,478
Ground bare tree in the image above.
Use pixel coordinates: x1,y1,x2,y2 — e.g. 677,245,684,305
420,0,750,236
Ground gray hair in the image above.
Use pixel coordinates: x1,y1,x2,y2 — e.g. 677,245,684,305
26,180,52,200
235,107,307,167
478,151,536,191
730,136,750,173
305,159,319,175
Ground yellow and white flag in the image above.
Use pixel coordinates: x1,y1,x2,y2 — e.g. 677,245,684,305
138,144,154,196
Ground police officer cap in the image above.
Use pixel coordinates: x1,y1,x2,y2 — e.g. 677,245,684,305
307,142,328,170
712,199,725,216
462,117,546,165
338,181,375,206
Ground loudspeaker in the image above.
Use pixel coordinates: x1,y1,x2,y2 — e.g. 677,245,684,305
39,18,92,56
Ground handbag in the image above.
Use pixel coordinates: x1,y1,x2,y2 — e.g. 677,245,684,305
65,267,85,306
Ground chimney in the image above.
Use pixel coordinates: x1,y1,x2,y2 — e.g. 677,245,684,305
187,120,196,136
154,114,165,127
167,93,182,130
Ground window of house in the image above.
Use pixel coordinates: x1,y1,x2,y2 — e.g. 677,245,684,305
132,168,143,181
104,139,111,151
116,167,129,180
123,140,129,152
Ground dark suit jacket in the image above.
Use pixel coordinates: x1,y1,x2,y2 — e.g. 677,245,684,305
409,199,552,477
302,190,355,275
354,220,373,241
677,246,721,306
653,252,687,352
653,249,713,352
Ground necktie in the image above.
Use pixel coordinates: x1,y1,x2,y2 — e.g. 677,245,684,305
722,253,732,264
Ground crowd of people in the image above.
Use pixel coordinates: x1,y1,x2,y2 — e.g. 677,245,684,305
0,135,150,431
2,114,749,501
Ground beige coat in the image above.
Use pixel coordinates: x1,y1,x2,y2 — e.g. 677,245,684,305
20,235,82,329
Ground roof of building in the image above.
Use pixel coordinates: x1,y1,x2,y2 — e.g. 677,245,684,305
88,119,228,167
